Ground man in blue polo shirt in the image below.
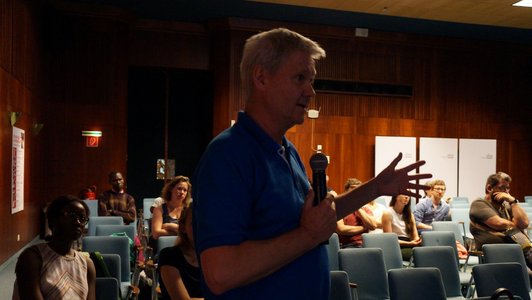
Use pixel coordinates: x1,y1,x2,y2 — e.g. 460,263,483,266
192,28,431,299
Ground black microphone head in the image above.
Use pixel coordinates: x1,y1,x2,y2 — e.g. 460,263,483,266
309,152,328,171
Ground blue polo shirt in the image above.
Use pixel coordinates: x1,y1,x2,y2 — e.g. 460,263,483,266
414,196,450,225
192,111,329,300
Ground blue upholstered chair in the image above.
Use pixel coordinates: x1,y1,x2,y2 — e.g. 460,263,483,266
472,262,529,300
327,233,340,271
82,199,99,218
339,247,389,300
83,235,131,296
388,267,446,300
362,233,404,270
413,246,469,299
329,270,354,300
87,216,124,236
95,277,120,300
95,224,136,240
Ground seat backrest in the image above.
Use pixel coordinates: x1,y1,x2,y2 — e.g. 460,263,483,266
338,247,389,300
95,224,136,241
388,267,446,300
482,243,531,291
452,197,469,204
329,270,352,300
93,253,122,281
421,231,459,265
87,216,124,236
143,198,155,221
83,236,130,282
157,236,178,257
413,246,463,297
362,233,403,271
473,262,531,300
450,208,471,237
327,233,340,271
83,199,99,218
432,221,465,245
95,277,119,300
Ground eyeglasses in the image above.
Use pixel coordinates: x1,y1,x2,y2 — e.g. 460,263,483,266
433,187,446,191
64,212,89,226
494,185,510,192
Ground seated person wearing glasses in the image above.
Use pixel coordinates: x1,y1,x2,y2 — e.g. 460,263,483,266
13,195,96,300
413,179,450,231
470,172,531,268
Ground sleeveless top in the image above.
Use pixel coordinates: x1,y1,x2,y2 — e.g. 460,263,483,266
162,203,180,224
12,243,89,300
387,207,409,239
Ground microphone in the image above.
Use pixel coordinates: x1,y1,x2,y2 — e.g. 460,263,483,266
309,151,329,206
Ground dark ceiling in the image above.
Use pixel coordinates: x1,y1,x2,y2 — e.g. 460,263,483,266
61,0,532,44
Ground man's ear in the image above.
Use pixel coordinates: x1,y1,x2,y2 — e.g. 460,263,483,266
486,185,493,193
252,64,267,91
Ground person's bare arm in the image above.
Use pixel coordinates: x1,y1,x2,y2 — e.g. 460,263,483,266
382,211,393,233
160,266,204,300
15,247,44,300
336,218,366,235
86,255,96,300
358,209,377,230
151,206,172,239
416,222,432,230
485,192,529,230
200,190,336,295
334,153,431,220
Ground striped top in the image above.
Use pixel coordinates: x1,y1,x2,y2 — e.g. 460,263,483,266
12,243,89,300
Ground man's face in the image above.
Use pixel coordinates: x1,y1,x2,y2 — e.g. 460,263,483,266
262,50,317,130
432,185,446,201
490,180,510,203
110,173,124,192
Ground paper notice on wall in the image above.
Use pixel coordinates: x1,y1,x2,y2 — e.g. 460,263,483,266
12,127,25,214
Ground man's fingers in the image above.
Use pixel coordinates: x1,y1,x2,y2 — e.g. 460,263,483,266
397,160,427,173
387,152,403,170
304,189,315,209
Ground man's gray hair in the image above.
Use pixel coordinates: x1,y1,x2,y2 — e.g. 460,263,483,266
240,28,326,101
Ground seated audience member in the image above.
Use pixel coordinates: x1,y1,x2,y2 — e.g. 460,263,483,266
414,179,450,231
150,197,164,214
98,171,136,224
337,178,377,248
13,195,96,300
470,172,531,268
382,194,422,261
363,198,387,233
79,185,97,200
157,203,203,300
151,176,192,251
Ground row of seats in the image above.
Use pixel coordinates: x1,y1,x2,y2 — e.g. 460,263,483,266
328,231,532,299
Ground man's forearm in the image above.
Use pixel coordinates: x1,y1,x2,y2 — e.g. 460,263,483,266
200,227,320,295
335,180,378,220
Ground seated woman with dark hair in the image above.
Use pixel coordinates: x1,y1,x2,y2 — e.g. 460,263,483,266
157,204,203,300
13,195,96,300
382,194,422,261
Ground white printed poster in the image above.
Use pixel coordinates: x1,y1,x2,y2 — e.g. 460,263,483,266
12,127,25,214
419,137,458,198
458,139,496,203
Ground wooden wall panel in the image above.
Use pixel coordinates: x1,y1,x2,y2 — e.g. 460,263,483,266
0,0,47,265
0,0,13,72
